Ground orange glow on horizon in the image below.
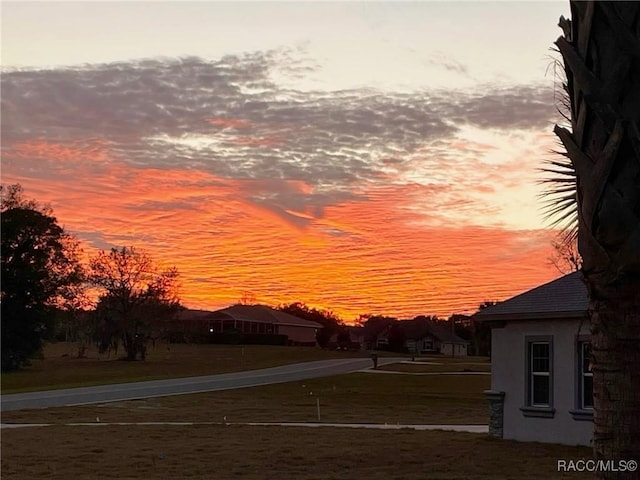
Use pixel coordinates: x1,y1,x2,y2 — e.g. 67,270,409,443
2,152,562,322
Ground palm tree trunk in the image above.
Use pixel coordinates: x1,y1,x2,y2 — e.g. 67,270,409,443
590,302,640,472
554,2,640,478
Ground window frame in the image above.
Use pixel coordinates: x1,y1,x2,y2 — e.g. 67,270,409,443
571,335,594,421
520,335,555,418
578,341,593,409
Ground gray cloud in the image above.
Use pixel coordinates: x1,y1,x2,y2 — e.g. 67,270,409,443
446,86,556,130
1,50,557,225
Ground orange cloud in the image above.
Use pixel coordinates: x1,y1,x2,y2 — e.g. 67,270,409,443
7,139,113,164
206,117,251,129
2,155,561,323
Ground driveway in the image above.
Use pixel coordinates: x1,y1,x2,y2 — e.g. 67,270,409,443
1,357,403,412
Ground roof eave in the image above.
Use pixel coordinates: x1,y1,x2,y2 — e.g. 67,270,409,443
278,322,322,329
476,310,587,323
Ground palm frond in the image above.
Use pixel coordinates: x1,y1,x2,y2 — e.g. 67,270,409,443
539,143,578,238
539,50,578,239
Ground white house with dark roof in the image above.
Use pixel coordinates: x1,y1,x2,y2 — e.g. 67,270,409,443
474,271,592,446
400,317,469,356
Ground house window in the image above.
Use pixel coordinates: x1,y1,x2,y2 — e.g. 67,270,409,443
529,342,551,406
579,342,593,409
570,338,593,421
521,336,555,418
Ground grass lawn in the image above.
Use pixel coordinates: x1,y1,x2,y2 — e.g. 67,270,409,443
1,425,591,480
0,342,380,393
1,351,591,479
1,372,491,425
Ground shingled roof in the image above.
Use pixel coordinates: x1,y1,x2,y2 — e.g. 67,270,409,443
209,305,323,328
474,271,588,322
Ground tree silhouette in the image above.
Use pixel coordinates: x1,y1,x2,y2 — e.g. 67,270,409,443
548,233,582,274
276,302,342,348
89,246,181,360
1,184,83,370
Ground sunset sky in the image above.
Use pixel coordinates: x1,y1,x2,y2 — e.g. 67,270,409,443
1,1,572,321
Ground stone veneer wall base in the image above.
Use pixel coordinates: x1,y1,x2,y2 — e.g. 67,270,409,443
484,390,505,438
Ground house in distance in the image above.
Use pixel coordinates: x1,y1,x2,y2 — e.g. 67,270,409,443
401,316,469,357
170,305,322,346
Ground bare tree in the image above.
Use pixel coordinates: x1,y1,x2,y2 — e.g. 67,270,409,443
548,233,582,274
238,291,257,305
89,246,181,361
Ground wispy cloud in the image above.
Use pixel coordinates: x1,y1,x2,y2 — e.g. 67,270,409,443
427,52,470,76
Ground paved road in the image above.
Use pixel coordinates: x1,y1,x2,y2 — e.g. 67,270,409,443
1,357,402,412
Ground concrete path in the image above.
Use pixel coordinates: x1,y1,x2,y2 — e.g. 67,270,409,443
1,357,403,412
0,421,488,433
397,361,490,366
360,370,490,376
243,422,488,433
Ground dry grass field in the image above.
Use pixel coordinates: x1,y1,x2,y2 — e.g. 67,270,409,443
1,372,490,425
1,424,591,480
1,345,591,479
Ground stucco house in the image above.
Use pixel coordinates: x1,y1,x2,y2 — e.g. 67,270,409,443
360,317,468,355
327,326,365,350
207,304,322,345
171,305,322,345
345,326,366,349
362,317,397,350
400,317,469,357
474,271,592,446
